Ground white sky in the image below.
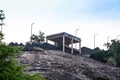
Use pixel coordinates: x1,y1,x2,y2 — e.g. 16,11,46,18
1,0,120,49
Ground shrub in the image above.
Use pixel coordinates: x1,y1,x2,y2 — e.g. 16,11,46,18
107,57,117,66
0,32,45,80
90,50,108,63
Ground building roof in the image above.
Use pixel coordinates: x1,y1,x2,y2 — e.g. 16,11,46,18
46,32,81,45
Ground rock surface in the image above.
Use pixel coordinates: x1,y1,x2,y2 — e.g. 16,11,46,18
18,49,120,80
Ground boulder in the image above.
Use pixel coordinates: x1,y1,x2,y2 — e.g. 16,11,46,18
18,50,120,80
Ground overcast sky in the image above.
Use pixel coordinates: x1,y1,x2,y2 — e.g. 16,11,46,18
1,0,120,49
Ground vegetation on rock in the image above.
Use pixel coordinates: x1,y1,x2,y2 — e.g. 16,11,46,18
90,39,120,67
30,31,45,43
0,32,45,80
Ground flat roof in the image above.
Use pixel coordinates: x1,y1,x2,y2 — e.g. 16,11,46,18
46,32,81,45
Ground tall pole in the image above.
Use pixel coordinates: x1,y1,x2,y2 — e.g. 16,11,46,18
30,23,35,42
117,35,120,40
75,29,79,37
107,37,110,43
94,34,97,49
75,29,79,49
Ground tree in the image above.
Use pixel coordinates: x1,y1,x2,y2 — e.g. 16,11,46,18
90,39,120,67
90,50,108,63
38,31,45,43
30,31,45,43
0,32,4,42
0,32,45,80
0,10,5,32
116,55,120,67
109,40,120,55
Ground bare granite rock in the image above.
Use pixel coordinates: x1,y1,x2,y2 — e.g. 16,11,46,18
18,49,120,80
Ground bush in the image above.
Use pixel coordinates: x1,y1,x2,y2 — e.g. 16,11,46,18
90,39,120,68
0,32,45,80
116,55,120,67
107,57,117,66
90,50,108,63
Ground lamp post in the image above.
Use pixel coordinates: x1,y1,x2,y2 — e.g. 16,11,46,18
0,10,5,33
107,36,110,43
75,29,79,49
94,34,97,49
30,23,35,42
75,29,79,37
117,35,120,40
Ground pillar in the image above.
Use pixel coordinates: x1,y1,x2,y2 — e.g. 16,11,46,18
46,38,48,43
79,40,81,55
71,38,73,54
63,35,65,53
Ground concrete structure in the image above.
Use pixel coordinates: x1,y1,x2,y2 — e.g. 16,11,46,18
46,32,81,54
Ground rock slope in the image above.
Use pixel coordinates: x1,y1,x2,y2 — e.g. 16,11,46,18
18,49,120,80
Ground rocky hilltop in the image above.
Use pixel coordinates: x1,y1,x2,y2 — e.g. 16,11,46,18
18,48,120,80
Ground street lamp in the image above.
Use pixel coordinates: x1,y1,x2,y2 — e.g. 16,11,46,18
75,29,79,36
94,34,97,49
30,23,35,42
107,36,110,43
75,29,79,49
117,35,120,40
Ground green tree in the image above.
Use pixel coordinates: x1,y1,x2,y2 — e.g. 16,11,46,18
0,32,45,80
90,50,108,63
109,40,120,55
0,32,4,42
116,55,120,67
30,31,45,43
90,39,120,67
